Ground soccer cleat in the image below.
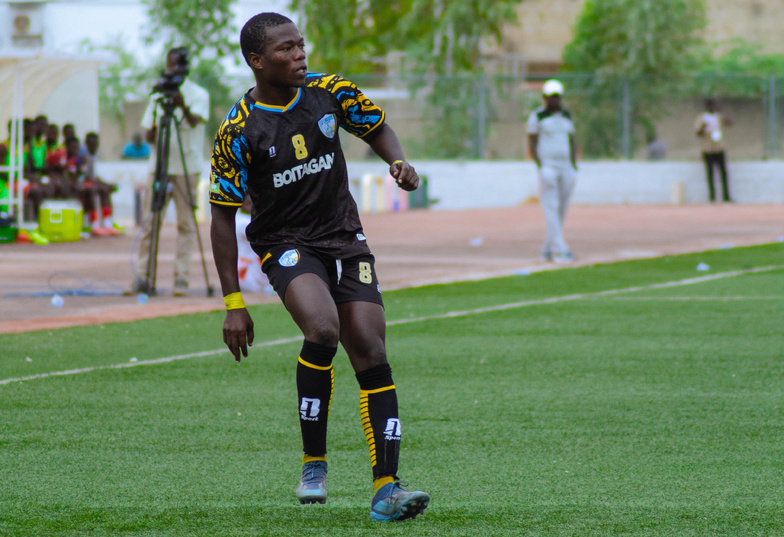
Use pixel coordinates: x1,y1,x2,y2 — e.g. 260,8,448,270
295,461,328,505
540,251,553,262
370,480,430,522
553,251,575,264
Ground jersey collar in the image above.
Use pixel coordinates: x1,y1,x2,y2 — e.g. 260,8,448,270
252,88,302,113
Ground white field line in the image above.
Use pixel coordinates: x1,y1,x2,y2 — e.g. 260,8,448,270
3,264,782,386
0,336,304,386
604,296,784,301
385,265,784,326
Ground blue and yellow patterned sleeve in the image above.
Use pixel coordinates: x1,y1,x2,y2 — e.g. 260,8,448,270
307,74,385,139
210,100,252,206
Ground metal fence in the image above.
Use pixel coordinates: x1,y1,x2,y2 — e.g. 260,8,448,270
331,73,784,162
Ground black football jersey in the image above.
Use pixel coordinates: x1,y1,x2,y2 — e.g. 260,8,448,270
210,73,386,258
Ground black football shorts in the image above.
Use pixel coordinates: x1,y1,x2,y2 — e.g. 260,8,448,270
259,244,384,307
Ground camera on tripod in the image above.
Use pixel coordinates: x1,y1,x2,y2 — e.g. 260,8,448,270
152,46,189,96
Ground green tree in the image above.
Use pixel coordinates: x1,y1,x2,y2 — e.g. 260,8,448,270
142,0,241,138
561,0,706,157
290,0,524,159
141,0,238,59
80,37,154,127
698,39,784,97
83,0,241,140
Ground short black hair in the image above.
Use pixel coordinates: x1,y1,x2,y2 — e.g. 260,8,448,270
240,12,294,66
86,132,99,140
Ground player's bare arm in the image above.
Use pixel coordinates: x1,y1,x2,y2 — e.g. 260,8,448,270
367,123,419,191
211,203,255,362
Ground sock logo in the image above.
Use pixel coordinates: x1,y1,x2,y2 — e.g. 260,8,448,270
300,397,321,421
383,418,402,440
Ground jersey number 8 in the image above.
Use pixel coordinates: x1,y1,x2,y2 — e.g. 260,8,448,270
292,134,308,160
358,262,373,284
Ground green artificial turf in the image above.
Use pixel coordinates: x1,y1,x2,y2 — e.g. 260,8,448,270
2,243,783,536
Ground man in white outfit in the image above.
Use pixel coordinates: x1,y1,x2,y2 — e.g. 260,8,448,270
527,79,577,263
127,47,210,296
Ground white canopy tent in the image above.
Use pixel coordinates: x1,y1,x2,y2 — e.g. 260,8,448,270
0,51,106,228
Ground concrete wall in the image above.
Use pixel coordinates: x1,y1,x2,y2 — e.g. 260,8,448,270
344,160,784,210
96,159,784,225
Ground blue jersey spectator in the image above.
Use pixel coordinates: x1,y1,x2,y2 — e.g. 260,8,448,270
121,133,151,159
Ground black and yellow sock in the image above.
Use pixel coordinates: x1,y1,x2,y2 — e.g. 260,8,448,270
297,340,336,461
357,363,400,487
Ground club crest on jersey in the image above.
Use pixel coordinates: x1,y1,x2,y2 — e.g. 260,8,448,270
279,249,300,267
318,114,337,139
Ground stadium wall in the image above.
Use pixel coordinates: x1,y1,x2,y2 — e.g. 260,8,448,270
95,160,784,224
346,161,784,210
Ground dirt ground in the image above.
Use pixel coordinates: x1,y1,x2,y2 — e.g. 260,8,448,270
0,203,781,334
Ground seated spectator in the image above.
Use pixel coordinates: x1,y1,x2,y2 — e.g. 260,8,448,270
122,133,151,159
646,130,667,161
30,115,48,176
0,142,7,214
22,118,55,221
44,123,69,198
62,123,88,159
64,136,90,231
82,132,121,236
1,120,16,213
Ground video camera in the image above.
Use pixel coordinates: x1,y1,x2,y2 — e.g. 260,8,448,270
151,46,189,97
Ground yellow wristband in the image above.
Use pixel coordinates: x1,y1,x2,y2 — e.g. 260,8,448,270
224,292,246,310
391,159,404,166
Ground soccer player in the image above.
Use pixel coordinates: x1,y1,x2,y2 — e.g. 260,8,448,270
209,12,430,522
527,79,578,263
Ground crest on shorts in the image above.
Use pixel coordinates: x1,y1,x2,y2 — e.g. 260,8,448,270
279,249,300,267
318,114,337,139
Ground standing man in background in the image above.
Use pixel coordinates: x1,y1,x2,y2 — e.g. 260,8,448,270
127,46,209,296
695,98,732,203
527,79,577,263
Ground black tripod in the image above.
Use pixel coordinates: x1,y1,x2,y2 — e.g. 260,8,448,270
143,95,214,297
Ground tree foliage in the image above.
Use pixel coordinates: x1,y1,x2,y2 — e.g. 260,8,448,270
292,0,520,75
141,0,239,60
142,0,241,137
290,0,523,158
80,37,154,126
563,0,705,80
85,0,241,140
561,0,706,157
697,40,784,98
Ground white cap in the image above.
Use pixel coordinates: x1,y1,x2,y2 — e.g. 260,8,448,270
542,79,564,96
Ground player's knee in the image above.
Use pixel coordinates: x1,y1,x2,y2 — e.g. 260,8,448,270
305,322,339,348
354,341,388,368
